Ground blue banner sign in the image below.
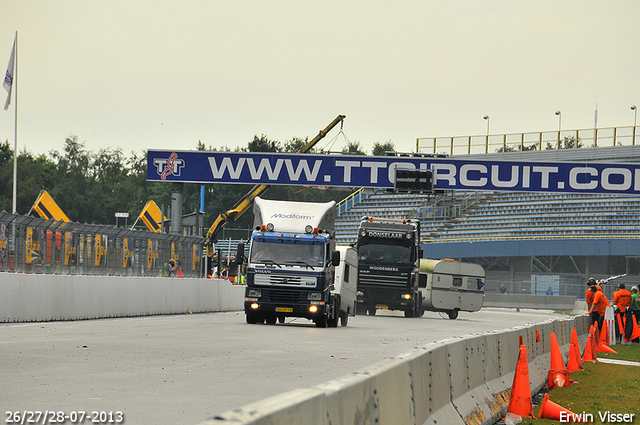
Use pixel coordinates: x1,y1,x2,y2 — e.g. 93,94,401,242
147,150,640,194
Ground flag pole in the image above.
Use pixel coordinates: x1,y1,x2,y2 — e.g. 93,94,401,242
11,31,17,214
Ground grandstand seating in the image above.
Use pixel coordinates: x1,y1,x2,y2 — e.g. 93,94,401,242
335,190,640,244
429,192,640,241
335,190,489,244
332,145,640,245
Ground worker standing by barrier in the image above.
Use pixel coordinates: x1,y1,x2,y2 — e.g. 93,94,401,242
585,277,601,311
589,285,609,331
612,282,632,342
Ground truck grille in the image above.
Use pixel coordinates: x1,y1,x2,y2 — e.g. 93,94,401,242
261,288,308,304
367,287,398,300
254,273,316,286
359,274,408,287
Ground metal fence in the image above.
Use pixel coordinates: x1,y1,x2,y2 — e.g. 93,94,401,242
417,125,639,156
0,211,205,277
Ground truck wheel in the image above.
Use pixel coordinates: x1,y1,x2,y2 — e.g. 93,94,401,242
315,315,327,328
246,312,258,324
368,308,376,316
327,315,338,328
339,311,349,327
448,309,459,320
327,297,339,328
278,316,285,324
404,299,416,318
356,305,367,315
265,315,277,324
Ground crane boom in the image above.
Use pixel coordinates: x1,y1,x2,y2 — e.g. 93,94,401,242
205,115,346,254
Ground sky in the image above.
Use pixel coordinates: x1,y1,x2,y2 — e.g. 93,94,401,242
1,1,639,158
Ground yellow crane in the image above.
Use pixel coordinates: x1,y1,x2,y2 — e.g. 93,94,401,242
205,115,346,255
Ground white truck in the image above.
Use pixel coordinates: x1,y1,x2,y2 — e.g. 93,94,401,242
243,197,354,327
418,258,485,319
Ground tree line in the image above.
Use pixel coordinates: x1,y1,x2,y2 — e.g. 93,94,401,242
0,135,395,232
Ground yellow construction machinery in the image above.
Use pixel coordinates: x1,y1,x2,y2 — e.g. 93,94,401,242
204,115,345,255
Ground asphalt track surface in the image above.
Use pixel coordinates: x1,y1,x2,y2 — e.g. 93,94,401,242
1,308,566,425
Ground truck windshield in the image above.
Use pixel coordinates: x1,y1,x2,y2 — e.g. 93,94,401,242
358,243,412,265
250,240,324,268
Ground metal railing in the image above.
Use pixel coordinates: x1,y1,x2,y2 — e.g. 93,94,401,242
424,233,640,243
0,211,205,277
336,188,368,216
417,125,639,156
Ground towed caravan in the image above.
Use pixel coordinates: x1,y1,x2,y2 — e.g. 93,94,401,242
418,258,485,319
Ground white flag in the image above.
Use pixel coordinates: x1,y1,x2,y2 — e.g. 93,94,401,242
3,36,15,111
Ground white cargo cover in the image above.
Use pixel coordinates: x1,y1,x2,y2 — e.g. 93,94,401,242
253,197,336,234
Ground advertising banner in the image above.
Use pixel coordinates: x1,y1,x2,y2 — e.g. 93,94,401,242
147,150,640,195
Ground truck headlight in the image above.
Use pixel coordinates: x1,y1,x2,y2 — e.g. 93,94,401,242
308,292,322,301
247,289,261,298
401,293,412,300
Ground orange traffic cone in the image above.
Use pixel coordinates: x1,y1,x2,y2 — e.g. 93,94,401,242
597,320,617,353
630,315,640,341
599,319,610,346
567,343,582,372
596,343,617,354
547,332,570,389
582,335,597,362
567,328,583,372
506,345,534,418
537,393,589,422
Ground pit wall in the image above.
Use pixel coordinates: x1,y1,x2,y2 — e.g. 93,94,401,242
0,273,244,322
202,314,591,425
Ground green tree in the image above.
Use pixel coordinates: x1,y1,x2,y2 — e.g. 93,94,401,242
372,141,395,156
248,135,280,152
50,136,94,222
341,140,366,155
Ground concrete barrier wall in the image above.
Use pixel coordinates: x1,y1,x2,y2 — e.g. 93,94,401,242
203,314,591,425
0,273,245,322
483,293,578,310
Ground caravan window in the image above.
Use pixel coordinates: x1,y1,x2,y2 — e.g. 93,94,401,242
453,277,462,287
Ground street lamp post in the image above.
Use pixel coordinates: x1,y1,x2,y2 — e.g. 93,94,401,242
632,106,637,145
484,115,490,153
555,111,562,149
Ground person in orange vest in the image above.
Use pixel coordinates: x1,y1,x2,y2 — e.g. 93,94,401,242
612,283,633,342
588,285,609,331
585,277,602,311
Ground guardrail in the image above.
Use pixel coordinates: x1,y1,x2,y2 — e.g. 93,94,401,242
417,125,639,155
202,314,590,425
0,211,204,277
336,187,368,216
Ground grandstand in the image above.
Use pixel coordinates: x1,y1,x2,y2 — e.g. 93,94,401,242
335,145,640,299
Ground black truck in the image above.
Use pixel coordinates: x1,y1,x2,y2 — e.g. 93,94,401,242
355,216,423,317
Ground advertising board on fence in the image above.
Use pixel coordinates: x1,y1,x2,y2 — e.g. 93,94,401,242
148,150,640,195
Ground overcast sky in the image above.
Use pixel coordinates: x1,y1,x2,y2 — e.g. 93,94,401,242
1,1,639,157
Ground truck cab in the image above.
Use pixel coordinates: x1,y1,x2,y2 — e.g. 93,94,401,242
356,216,422,317
243,197,346,327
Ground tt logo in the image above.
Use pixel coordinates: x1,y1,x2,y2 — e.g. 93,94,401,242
153,153,185,180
